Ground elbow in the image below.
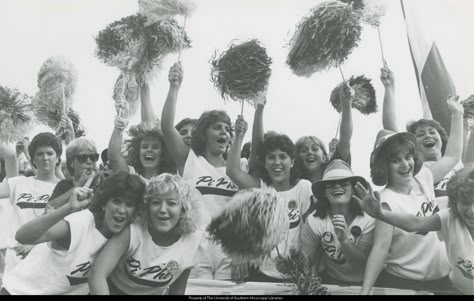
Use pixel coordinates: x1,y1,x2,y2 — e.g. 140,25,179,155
15,231,30,245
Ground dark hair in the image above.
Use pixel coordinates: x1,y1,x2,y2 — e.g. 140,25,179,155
88,171,145,219
175,118,197,132
125,124,176,175
370,136,423,186
191,110,233,156
446,167,474,219
256,134,297,185
313,185,363,219
28,132,62,169
241,142,251,159
406,119,448,155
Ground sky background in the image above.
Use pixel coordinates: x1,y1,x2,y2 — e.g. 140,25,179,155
1,0,473,183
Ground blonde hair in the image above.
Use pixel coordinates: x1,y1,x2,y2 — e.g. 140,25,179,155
139,173,200,235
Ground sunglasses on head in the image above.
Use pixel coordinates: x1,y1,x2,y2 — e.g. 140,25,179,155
75,153,99,163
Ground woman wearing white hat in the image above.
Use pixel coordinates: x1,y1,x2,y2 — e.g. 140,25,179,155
300,159,375,285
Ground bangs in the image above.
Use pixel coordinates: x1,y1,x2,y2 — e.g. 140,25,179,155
385,139,415,161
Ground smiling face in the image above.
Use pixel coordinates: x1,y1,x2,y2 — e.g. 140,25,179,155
148,190,182,234
387,147,415,187
297,139,326,172
32,146,59,175
324,179,353,207
102,196,138,236
204,122,231,156
179,123,194,147
139,136,162,170
264,148,294,185
413,124,443,161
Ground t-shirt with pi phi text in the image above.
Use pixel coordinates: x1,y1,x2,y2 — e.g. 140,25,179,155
2,210,108,295
437,208,474,295
379,165,450,281
258,179,313,279
109,223,204,295
4,176,58,272
182,150,248,225
301,212,375,283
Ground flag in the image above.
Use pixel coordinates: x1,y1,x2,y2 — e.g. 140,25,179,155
400,0,456,133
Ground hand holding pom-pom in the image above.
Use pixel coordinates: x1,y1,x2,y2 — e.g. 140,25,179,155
114,115,129,132
380,61,394,89
339,82,354,107
234,115,248,137
446,94,463,116
168,62,183,88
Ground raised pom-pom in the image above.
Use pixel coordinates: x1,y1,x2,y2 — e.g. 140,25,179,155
287,1,362,77
56,109,86,140
112,73,140,118
329,75,377,115
0,86,35,143
139,0,197,25
210,39,272,104
463,95,474,121
208,188,288,265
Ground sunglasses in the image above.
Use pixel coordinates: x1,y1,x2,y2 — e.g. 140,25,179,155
325,180,352,189
75,153,99,163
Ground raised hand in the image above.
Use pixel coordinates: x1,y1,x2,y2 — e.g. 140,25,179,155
75,168,96,188
380,60,395,88
332,214,348,243
339,82,354,107
114,115,129,132
68,187,93,212
353,182,383,218
234,115,248,137
168,62,183,88
446,94,464,116
115,96,130,118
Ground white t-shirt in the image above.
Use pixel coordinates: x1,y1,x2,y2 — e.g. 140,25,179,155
437,208,474,295
302,212,375,283
127,166,150,185
182,150,247,225
2,210,108,295
379,166,450,280
258,179,313,279
5,176,58,272
424,161,463,197
109,223,204,295
0,180,12,249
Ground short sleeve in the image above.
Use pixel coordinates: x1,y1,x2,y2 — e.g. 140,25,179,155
63,210,92,254
436,208,451,241
300,218,321,263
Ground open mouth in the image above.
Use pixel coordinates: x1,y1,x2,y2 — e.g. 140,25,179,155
306,157,316,163
113,216,126,225
143,153,156,162
423,141,436,148
332,191,345,197
216,137,227,145
398,169,411,175
184,138,191,146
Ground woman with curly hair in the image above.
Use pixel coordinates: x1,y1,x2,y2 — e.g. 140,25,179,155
108,82,175,183
89,173,203,295
0,172,145,295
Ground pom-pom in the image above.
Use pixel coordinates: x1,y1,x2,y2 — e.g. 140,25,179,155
463,95,474,121
287,1,363,77
112,73,140,117
32,88,64,129
276,249,329,295
56,109,86,139
207,188,288,265
0,86,35,143
359,0,387,27
210,39,272,104
139,0,197,26
329,75,377,115
37,56,77,111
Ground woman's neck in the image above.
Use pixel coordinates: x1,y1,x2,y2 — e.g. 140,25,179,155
387,180,412,195
272,179,292,192
35,171,57,182
204,151,225,168
142,167,160,180
149,227,180,247
306,168,324,183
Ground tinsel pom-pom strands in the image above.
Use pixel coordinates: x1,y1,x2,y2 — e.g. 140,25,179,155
338,0,386,27
276,249,329,295
31,89,65,130
463,95,474,120
329,75,377,115
210,39,272,104
113,74,140,118
55,109,86,140
207,188,288,265
0,86,35,143
286,1,363,77
139,0,197,25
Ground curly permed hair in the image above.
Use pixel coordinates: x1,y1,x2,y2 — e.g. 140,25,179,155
446,166,474,219
138,173,201,236
191,110,233,156
124,123,176,175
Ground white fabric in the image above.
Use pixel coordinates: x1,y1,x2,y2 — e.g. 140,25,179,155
437,209,474,295
109,223,204,295
0,197,12,250
258,179,313,279
127,165,150,185
304,212,375,283
424,161,463,196
2,210,108,295
182,150,247,225
4,176,58,272
379,166,450,280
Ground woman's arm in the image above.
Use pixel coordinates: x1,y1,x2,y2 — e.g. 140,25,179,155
0,143,18,179
299,220,322,271
88,226,131,295
360,220,393,295
332,215,370,268
226,116,261,189
380,62,399,132
168,268,191,295
248,99,266,175
160,62,189,174
140,81,157,125
463,121,474,167
15,187,92,245
108,115,130,173
426,95,464,183
337,83,354,161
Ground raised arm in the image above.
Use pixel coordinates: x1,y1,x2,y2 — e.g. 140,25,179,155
380,62,398,131
353,182,441,233
427,95,464,183
226,115,261,189
337,82,354,161
15,187,92,246
462,119,473,166
108,114,130,173
160,62,189,173
88,226,131,295
140,81,157,125
0,143,18,179
248,95,266,175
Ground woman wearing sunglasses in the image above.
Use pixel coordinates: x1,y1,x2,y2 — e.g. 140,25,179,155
46,137,100,212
